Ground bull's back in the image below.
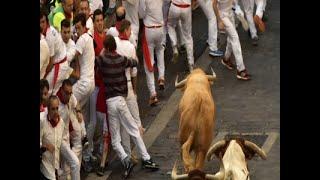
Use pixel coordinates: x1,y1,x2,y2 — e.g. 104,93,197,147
178,86,215,149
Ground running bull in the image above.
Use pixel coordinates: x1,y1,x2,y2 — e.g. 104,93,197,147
172,68,225,179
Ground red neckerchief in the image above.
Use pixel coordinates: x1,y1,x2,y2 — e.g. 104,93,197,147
56,87,68,105
42,23,50,37
40,104,46,112
119,32,129,40
115,21,122,32
47,114,60,128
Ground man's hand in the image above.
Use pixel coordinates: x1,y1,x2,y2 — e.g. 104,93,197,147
45,143,55,153
76,111,84,123
139,126,145,136
218,20,225,30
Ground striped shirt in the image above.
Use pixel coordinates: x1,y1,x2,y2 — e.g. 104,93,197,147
96,52,138,99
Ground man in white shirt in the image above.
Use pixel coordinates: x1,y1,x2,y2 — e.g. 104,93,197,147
40,95,65,180
56,80,81,180
79,0,94,36
40,10,73,95
212,0,251,80
139,0,165,106
167,0,195,72
61,19,77,64
72,12,96,170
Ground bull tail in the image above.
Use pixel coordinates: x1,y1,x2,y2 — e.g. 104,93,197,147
181,131,195,172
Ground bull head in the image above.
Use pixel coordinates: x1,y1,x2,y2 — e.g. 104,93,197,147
206,140,267,161
175,68,217,89
171,159,225,180
206,140,267,180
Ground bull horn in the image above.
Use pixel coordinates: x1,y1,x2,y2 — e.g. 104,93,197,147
206,140,226,161
206,67,217,82
171,161,188,180
175,75,187,89
205,158,225,180
244,140,267,160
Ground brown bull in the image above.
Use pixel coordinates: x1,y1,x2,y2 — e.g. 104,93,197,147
174,68,220,177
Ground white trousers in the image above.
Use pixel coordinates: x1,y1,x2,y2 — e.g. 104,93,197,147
197,0,218,51
46,61,73,95
120,83,143,156
143,27,165,97
107,96,150,161
163,1,186,47
221,12,246,71
168,4,194,65
255,0,267,18
72,80,94,108
83,86,104,161
60,142,80,180
70,115,83,165
240,0,257,38
123,0,140,47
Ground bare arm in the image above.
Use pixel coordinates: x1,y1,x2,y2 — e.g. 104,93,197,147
70,51,80,80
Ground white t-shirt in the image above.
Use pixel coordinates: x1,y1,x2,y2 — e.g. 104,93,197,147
65,39,76,64
75,32,95,83
44,26,67,63
40,38,50,79
40,112,64,180
139,0,164,26
114,36,138,79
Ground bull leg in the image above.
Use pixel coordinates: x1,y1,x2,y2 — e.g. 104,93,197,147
195,150,206,170
181,132,194,173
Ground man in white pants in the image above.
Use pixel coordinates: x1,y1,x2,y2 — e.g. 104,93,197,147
139,0,165,106
212,0,251,80
234,0,259,45
97,35,159,178
56,80,81,180
254,0,266,32
72,13,96,171
122,0,140,48
167,0,195,72
197,0,224,57
113,20,146,160
162,0,186,54
40,10,73,95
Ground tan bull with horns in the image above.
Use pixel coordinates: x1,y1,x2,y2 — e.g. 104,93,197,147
172,68,225,179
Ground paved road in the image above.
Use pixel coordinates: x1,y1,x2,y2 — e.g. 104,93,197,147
88,0,280,179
